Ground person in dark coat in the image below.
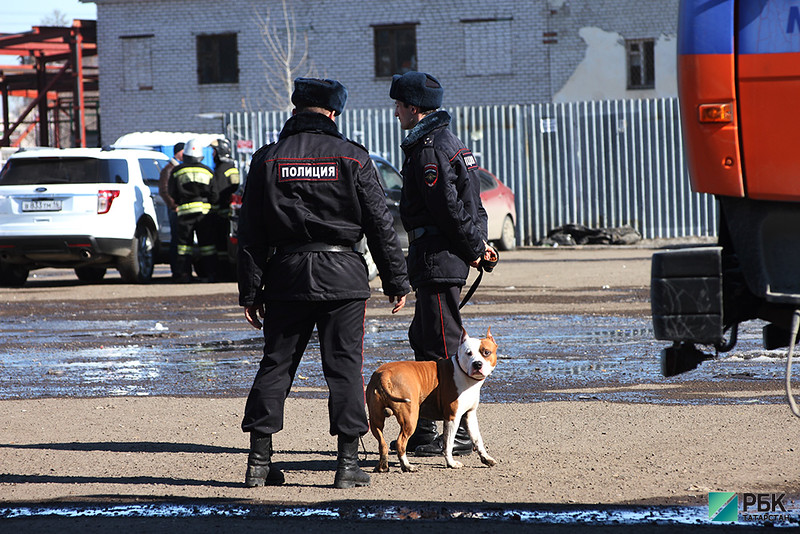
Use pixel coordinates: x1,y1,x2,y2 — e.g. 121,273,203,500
209,138,240,281
390,71,492,457
158,142,183,278
238,77,410,489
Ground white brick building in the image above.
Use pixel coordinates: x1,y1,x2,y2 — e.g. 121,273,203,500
87,0,679,144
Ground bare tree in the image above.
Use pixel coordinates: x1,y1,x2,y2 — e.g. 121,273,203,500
41,9,70,27
253,0,317,111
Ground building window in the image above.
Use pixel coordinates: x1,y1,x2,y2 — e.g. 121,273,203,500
626,39,655,90
121,35,154,91
374,24,417,78
462,19,513,76
197,33,239,84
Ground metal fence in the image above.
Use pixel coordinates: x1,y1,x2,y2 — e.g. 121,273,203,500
224,98,718,245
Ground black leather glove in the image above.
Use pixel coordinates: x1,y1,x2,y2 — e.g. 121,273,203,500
480,244,499,272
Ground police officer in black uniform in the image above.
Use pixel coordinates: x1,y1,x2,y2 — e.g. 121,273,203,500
390,71,492,456
238,78,410,489
209,138,240,281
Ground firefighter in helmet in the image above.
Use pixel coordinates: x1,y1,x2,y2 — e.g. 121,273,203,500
167,138,218,282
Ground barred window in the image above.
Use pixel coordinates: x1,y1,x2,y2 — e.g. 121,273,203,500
626,39,655,90
374,24,417,78
197,33,239,84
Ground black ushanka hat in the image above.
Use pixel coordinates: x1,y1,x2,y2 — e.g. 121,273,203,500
389,71,443,110
291,77,348,116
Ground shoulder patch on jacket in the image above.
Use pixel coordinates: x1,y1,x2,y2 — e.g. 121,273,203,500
450,148,479,170
423,163,438,187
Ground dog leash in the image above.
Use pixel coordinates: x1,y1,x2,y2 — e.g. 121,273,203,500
459,266,485,309
459,245,499,309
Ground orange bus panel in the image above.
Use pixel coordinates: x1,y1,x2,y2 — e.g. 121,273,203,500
737,52,800,201
677,54,744,197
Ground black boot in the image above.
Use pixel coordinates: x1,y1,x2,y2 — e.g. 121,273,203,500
173,254,194,283
333,435,370,489
414,416,473,457
390,417,438,452
245,432,285,487
199,255,218,283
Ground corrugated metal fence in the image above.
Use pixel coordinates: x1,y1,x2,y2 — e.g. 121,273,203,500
225,98,718,245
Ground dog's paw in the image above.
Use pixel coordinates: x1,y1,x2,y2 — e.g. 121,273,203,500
374,462,389,473
401,463,418,473
481,455,497,467
447,460,464,469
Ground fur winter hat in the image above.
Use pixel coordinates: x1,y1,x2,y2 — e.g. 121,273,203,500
291,77,348,115
389,71,443,110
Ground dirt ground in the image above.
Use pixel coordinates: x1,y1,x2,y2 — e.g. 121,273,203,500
2,244,800,529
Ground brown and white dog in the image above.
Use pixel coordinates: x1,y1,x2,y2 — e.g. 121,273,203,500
366,328,498,472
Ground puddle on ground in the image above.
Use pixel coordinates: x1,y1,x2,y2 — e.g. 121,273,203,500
1,311,795,404
1,501,798,527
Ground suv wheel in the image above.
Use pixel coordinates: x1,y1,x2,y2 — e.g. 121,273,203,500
118,224,156,283
75,266,107,282
0,261,29,287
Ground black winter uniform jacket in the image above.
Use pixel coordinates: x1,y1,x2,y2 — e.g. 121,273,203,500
237,112,410,305
400,111,488,289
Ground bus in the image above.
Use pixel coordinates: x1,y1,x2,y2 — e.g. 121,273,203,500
651,1,800,388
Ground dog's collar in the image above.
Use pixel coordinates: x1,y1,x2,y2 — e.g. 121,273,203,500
453,352,481,381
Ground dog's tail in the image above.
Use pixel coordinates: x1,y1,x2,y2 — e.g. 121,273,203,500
379,374,411,404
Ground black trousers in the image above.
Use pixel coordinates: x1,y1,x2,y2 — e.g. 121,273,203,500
241,298,369,438
174,212,216,276
174,212,215,252
408,284,463,362
207,211,230,261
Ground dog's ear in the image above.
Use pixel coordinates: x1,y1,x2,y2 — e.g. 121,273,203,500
461,327,469,344
486,327,494,342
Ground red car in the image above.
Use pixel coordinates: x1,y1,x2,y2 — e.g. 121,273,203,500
477,168,516,251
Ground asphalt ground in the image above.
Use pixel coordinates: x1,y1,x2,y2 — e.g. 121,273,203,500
2,244,798,532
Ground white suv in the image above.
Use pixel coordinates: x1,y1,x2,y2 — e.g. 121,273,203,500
0,147,170,286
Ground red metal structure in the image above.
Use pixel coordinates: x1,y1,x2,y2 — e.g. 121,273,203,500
0,20,97,148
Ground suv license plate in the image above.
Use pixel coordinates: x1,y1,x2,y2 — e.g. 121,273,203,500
22,199,62,212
